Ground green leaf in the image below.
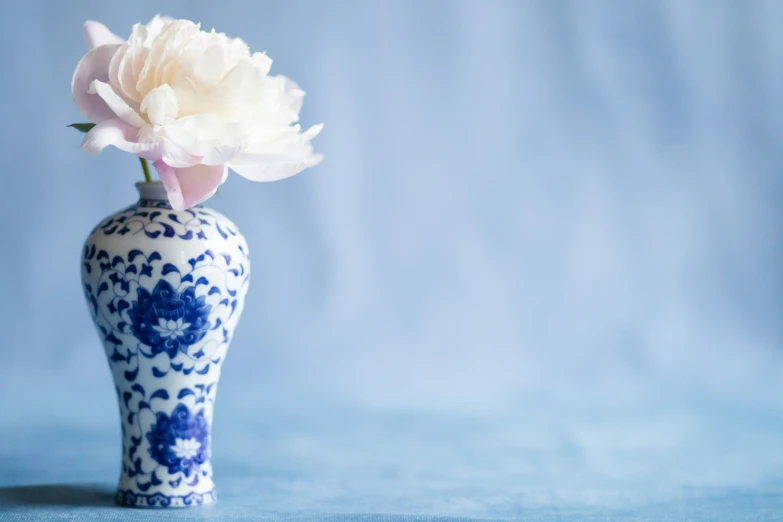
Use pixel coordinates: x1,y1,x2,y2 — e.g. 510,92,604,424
68,123,96,133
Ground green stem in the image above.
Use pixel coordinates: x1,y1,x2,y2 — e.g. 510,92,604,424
139,158,153,183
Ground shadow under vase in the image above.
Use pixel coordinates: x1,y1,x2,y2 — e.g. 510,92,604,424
0,483,116,508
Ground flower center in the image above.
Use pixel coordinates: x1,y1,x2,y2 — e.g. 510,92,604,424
171,437,201,459
151,317,191,338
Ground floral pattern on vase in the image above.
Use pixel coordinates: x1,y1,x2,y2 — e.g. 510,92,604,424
129,280,212,358
147,404,210,477
82,182,249,508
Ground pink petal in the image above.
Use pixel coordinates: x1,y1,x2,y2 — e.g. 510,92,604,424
88,80,146,128
154,162,227,211
84,21,124,50
72,44,122,124
81,118,161,159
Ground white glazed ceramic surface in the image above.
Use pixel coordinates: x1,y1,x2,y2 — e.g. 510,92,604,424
81,182,249,507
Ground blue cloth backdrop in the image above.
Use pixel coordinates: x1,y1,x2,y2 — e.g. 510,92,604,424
1,0,782,520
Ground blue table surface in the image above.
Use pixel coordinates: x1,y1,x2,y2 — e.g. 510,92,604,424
1,381,782,522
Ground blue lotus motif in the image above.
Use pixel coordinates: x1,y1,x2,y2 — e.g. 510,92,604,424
146,404,209,477
128,280,211,358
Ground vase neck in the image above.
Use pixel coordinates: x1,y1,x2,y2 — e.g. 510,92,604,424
135,182,168,202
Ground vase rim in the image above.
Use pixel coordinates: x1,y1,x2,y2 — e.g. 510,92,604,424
135,181,168,202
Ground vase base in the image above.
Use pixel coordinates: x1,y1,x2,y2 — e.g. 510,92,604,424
115,488,217,508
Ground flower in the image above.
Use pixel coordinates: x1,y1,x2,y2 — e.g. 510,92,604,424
171,438,202,460
72,16,323,210
152,318,191,339
146,404,209,476
127,280,211,358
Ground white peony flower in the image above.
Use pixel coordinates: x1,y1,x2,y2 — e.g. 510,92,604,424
73,16,323,210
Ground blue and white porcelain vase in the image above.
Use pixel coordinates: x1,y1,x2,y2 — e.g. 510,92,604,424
81,182,250,508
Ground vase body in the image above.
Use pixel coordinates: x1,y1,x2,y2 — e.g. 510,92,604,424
81,182,249,508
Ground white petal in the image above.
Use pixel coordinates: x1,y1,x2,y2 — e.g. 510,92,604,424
153,116,244,166
88,80,146,128
252,52,272,76
159,138,203,169
81,118,161,159
108,44,142,104
107,43,127,94
219,58,264,107
302,122,324,141
136,20,198,98
200,142,245,166
144,15,174,41
140,84,179,126
238,123,323,157
229,153,323,182
279,75,306,115
229,122,323,181
194,45,227,85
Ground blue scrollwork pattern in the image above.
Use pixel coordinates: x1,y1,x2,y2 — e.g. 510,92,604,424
92,199,242,242
82,197,249,508
116,489,217,508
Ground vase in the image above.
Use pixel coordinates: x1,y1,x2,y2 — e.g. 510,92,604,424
81,181,250,508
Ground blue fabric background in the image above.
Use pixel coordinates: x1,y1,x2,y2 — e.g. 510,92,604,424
1,0,782,520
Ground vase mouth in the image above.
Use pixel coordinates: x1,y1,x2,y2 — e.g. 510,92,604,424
135,181,168,202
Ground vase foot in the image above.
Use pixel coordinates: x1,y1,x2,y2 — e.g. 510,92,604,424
115,488,216,508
